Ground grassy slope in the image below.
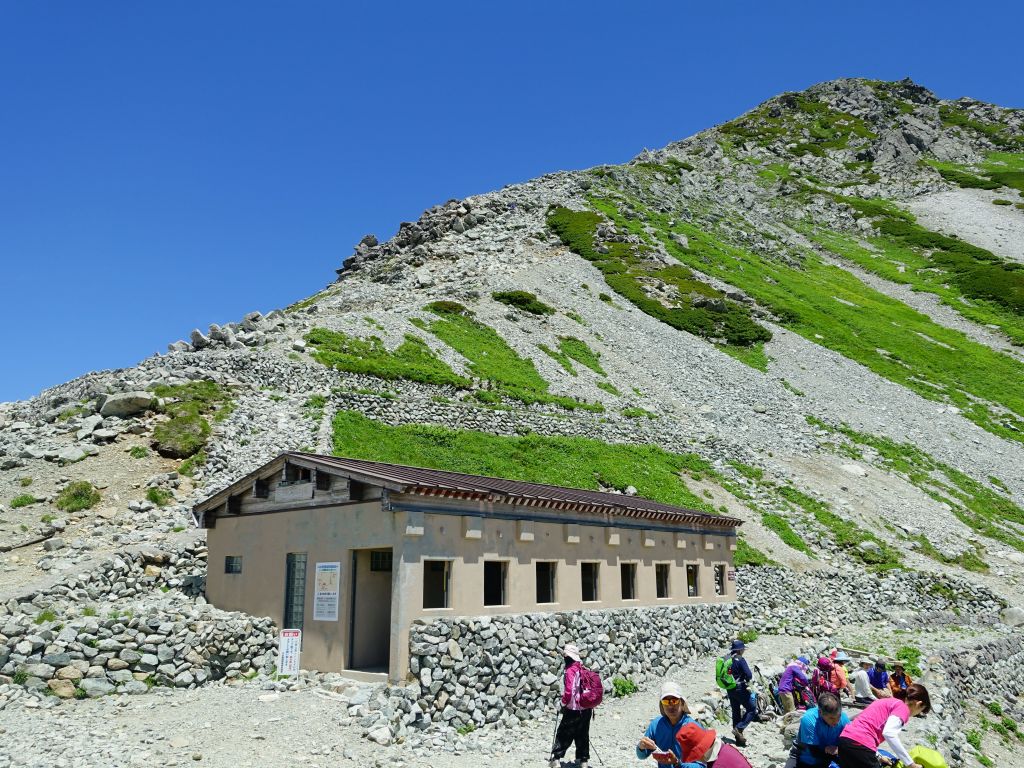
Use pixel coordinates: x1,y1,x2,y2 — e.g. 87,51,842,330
591,196,1024,444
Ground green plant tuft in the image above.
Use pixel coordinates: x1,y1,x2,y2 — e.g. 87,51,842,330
612,676,639,697
55,481,101,512
492,290,555,315
10,494,37,509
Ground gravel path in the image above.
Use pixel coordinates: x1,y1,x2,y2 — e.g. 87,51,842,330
2,627,984,768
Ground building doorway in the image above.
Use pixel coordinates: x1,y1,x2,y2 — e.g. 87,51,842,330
349,548,393,671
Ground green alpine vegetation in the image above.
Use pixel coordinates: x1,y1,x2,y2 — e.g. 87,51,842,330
491,290,555,315
547,206,771,349
809,223,1024,347
761,513,812,555
925,151,1024,194
719,92,876,157
305,328,471,388
419,303,603,412
809,416,1024,554
777,485,902,570
151,380,233,459
539,337,607,377
55,481,101,513
594,194,1024,444
939,106,1024,151
331,409,714,512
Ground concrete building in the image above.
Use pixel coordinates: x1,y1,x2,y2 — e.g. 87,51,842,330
195,452,742,681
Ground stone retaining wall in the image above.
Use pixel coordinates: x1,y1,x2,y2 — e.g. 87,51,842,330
407,602,742,732
937,635,1024,766
0,541,278,704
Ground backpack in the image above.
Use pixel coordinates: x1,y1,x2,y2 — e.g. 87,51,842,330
715,655,737,690
577,666,603,709
810,663,838,701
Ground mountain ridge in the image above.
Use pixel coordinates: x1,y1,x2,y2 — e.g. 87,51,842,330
3,76,1024,593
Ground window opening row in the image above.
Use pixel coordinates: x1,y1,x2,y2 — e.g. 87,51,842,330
423,560,727,608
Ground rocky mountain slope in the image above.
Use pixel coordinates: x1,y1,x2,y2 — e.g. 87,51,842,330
2,77,1024,766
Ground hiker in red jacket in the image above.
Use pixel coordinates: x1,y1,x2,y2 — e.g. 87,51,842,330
676,722,753,768
550,644,594,768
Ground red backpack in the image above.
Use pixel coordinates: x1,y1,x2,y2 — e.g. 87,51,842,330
578,666,604,709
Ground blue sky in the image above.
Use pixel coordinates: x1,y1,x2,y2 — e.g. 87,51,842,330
2,1,1022,403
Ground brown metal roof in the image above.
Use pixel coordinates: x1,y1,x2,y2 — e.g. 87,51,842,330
284,452,740,529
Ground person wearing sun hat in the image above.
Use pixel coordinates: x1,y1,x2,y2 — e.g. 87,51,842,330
636,682,696,763
831,652,854,698
887,661,913,700
675,722,753,768
550,643,593,768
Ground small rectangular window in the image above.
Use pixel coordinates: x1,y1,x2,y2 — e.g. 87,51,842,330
620,563,637,600
715,564,726,595
656,563,670,598
686,564,699,597
283,553,308,631
536,562,557,604
253,479,269,499
315,471,332,491
423,560,451,609
581,562,600,602
370,550,392,572
483,561,508,606
225,555,243,574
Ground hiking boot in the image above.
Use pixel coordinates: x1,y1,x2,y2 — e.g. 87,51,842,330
733,727,747,747
548,760,559,768
578,762,590,768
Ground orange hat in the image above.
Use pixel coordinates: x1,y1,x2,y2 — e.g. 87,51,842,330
676,722,716,763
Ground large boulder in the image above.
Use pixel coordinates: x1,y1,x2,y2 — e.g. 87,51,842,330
99,391,156,419
1001,607,1024,627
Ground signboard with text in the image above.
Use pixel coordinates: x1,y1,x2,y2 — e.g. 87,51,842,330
277,629,301,677
313,561,341,621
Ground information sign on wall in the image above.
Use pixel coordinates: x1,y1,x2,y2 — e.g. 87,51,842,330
277,629,302,677
313,561,341,621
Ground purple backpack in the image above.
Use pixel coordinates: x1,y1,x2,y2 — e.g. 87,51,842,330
578,667,604,709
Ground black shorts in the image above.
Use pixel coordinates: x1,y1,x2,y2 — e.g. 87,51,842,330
837,737,879,768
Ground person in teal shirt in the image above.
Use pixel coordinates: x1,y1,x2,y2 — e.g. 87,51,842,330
637,682,697,764
794,693,850,767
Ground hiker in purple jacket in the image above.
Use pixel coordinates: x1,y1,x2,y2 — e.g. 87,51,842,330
778,656,811,713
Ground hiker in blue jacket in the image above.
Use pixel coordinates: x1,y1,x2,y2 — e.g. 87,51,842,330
726,640,758,746
791,693,850,768
637,682,697,763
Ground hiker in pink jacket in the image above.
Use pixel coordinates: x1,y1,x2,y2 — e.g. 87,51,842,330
836,684,931,768
550,644,593,768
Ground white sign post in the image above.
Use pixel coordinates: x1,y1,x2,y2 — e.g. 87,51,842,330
313,561,341,621
277,628,302,677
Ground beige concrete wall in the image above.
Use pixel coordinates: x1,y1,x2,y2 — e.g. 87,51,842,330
206,500,396,674
390,502,736,676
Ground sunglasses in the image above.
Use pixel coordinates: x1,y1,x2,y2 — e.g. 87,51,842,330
661,697,683,706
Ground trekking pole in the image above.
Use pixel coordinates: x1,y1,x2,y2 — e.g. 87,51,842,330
549,699,562,759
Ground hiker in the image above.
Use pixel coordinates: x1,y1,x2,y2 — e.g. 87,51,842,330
789,692,850,768
836,683,932,768
868,660,891,697
831,652,854,698
636,682,697,763
675,721,753,768
550,644,595,768
888,662,913,700
724,639,758,746
778,656,811,713
809,657,840,703
851,659,886,705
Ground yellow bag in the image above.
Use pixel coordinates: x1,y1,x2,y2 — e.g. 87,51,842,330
909,746,948,768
